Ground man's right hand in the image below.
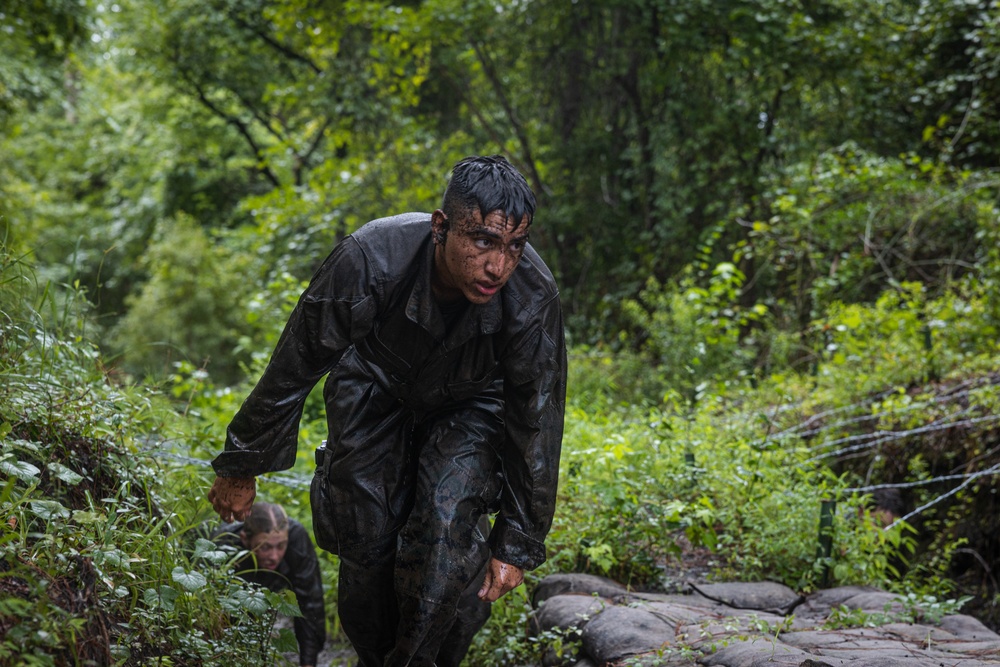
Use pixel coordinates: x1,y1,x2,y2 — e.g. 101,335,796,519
477,557,525,602
207,476,257,522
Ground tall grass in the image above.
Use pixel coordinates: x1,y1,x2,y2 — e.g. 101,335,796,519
0,246,305,666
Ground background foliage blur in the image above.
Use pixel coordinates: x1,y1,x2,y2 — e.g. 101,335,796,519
3,0,998,382
3,0,1000,664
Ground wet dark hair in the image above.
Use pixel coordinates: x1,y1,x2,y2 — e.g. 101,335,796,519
441,155,536,229
242,502,288,538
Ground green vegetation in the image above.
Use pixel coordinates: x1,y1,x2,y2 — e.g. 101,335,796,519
3,0,1000,664
823,592,975,630
0,250,297,664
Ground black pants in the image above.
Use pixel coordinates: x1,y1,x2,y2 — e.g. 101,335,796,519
317,400,502,667
338,521,493,667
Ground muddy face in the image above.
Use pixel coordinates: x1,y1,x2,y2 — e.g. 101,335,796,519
242,529,289,570
431,208,530,305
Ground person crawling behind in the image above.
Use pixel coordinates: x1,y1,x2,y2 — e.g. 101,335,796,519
210,501,327,667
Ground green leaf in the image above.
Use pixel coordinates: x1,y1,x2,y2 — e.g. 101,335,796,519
0,459,41,482
72,510,104,524
47,462,83,485
144,586,178,611
841,311,863,329
172,566,207,591
273,628,298,653
267,589,301,617
28,500,70,520
220,591,244,613
241,589,269,614
101,548,127,568
191,537,231,564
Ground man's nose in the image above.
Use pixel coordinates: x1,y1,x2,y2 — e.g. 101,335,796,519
486,250,507,278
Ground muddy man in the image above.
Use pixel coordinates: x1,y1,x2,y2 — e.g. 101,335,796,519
208,155,567,667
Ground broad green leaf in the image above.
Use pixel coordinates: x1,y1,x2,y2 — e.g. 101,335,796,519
144,586,179,611
273,628,298,653
241,589,269,614
47,462,83,485
100,548,127,568
191,537,231,564
172,566,207,591
72,510,103,524
0,459,40,482
28,500,70,520
267,589,301,617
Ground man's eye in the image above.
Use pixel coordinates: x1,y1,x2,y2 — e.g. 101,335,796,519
474,238,493,250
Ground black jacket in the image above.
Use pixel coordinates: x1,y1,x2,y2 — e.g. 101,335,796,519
212,212,567,569
211,519,326,666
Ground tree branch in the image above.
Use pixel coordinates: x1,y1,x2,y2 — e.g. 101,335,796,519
435,65,510,157
227,10,323,75
178,65,281,189
470,41,548,201
295,118,332,186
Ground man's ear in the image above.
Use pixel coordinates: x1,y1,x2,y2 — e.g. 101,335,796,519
431,209,448,245
239,529,249,549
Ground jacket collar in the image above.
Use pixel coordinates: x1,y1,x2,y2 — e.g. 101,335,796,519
405,237,503,345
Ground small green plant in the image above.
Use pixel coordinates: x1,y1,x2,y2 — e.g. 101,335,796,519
465,586,543,666
465,585,602,667
823,603,895,629
620,251,767,402
895,592,973,625
744,613,795,637
822,592,972,631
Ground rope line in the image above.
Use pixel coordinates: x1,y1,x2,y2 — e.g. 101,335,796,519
885,463,1000,531
843,466,1000,494
805,414,1000,463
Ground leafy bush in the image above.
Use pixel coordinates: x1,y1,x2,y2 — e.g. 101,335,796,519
620,233,768,402
566,346,669,411
747,146,992,322
111,214,262,385
0,250,309,666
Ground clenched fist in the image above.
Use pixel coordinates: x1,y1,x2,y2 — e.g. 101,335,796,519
207,476,257,522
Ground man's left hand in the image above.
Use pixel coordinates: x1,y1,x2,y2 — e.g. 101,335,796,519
477,557,524,602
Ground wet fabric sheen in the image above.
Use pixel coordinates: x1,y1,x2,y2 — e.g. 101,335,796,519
213,213,567,665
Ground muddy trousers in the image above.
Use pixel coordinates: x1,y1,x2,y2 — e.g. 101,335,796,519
335,415,499,667
338,525,492,667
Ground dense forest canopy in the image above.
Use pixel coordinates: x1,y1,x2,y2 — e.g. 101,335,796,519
2,0,998,383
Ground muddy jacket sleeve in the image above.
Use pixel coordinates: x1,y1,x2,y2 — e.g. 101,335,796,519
285,521,327,666
212,239,378,477
489,292,567,571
